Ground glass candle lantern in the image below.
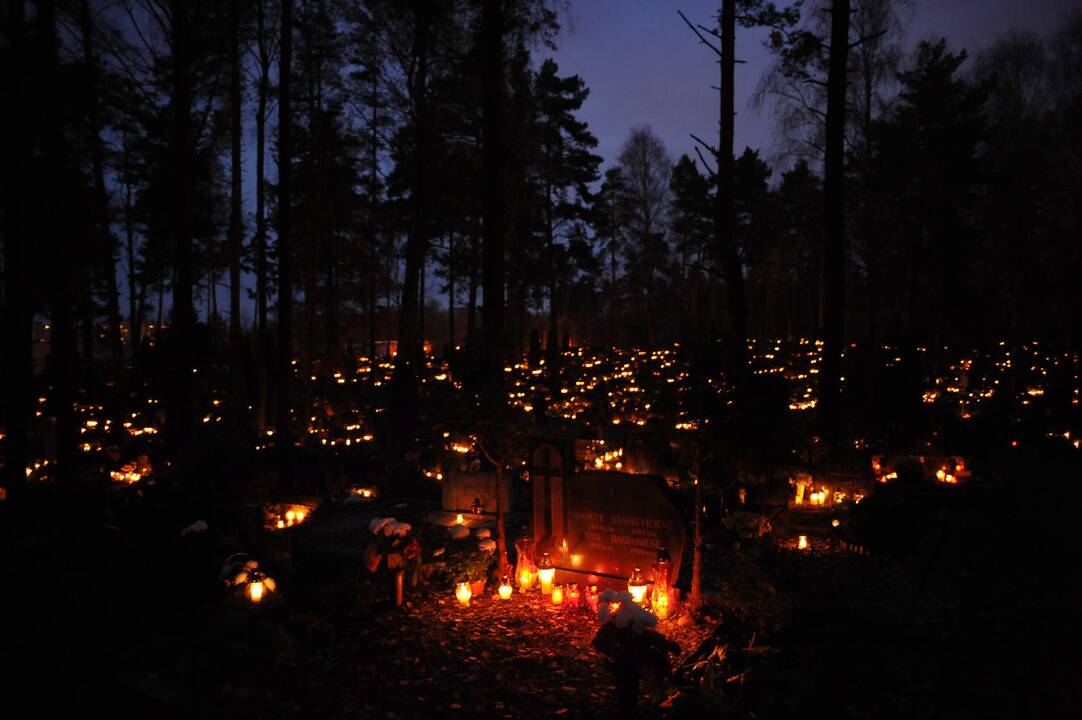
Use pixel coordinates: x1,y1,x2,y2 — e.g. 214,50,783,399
498,576,513,600
798,535,809,550
537,552,555,595
652,589,671,619
566,584,581,609
650,549,672,620
515,537,537,591
248,570,266,604
551,585,564,605
456,582,473,607
628,567,648,604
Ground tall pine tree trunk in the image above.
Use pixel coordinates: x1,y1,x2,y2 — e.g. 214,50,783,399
123,152,140,356
277,0,295,485
254,0,270,428
820,0,850,444
229,0,243,344
301,14,319,360
447,230,455,349
395,5,429,395
39,0,79,488
609,230,618,346
480,0,506,389
689,467,703,617
466,228,478,347
228,0,245,444
718,0,748,359
315,1,337,364
168,0,196,472
418,244,426,352
325,235,337,362
545,186,559,379
368,228,377,360
2,0,32,500
367,64,380,362
80,0,123,372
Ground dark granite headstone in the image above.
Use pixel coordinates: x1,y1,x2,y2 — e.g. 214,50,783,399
442,467,511,514
554,471,686,589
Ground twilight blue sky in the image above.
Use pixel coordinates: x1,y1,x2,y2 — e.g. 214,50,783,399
548,0,1080,176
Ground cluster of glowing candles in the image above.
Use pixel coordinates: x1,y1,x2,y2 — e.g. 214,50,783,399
272,507,306,529
455,552,674,620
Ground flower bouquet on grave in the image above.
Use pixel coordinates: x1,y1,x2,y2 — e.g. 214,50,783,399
443,536,498,594
593,590,680,719
364,517,423,593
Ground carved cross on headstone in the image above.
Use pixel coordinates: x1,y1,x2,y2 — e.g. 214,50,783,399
531,442,565,549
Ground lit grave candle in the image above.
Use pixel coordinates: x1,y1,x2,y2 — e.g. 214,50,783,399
627,567,648,604
586,585,599,614
537,552,555,595
498,576,513,600
248,578,265,603
455,582,472,607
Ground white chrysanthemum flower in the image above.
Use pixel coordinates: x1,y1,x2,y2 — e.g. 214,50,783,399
598,589,657,629
432,547,445,557
472,528,492,539
478,538,497,554
449,525,470,540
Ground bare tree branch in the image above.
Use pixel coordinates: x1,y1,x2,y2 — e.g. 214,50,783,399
689,132,718,157
677,10,720,56
849,28,888,49
694,146,717,177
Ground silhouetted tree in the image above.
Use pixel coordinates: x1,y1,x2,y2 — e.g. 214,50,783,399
617,126,672,345
529,58,601,374
591,166,629,345
669,154,713,338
